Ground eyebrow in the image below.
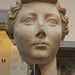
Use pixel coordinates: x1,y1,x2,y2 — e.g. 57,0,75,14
45,14,60,20
22,13,36,17
20,13,36,21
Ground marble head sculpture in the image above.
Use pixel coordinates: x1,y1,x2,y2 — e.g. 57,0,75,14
6,0,69,75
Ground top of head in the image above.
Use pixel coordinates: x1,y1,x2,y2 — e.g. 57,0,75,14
21,0,58,3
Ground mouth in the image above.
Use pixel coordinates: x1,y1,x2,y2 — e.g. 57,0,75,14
33,42,49,50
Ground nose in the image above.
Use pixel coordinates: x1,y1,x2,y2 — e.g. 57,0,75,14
35,29,46,39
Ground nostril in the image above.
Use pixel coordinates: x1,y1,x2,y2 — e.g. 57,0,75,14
35,29,46,38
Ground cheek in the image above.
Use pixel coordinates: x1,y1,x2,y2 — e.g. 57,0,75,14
46,28,62,52
14,30,29,47
14,25,34,40
14,28,31,56
47,27,62,41
14,25,35,53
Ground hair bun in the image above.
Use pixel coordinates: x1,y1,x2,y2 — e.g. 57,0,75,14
21,0,58,3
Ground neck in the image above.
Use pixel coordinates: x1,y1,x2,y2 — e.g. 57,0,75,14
38,57,57,75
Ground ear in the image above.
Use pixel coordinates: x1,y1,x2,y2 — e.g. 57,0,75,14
12,39,16,45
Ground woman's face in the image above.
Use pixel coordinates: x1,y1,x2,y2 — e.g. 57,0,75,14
14,2,62,64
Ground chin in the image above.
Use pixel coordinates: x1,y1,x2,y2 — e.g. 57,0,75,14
21,54,50,65
31,50,50,59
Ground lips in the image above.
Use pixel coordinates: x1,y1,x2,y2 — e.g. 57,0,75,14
33,42,49,46
33,42,49,50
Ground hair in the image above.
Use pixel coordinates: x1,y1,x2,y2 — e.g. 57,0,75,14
6,1,69,42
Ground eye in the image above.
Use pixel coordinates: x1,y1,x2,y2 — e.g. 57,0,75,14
23,17,35,25
47,18,58,26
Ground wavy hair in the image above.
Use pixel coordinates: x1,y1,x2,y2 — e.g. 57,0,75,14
6,1,69,42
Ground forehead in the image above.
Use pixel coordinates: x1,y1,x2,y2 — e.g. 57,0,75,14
18,2,60,17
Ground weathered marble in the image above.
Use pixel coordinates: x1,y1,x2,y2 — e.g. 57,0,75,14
6,0,69,75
